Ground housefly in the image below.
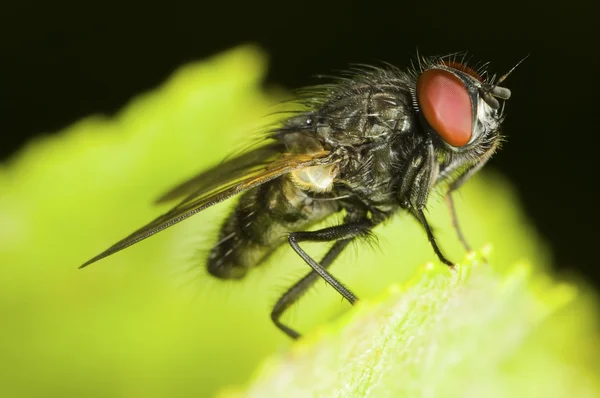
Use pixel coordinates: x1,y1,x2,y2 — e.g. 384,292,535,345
81,53,520,339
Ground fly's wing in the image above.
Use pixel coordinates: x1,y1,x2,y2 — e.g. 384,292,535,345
154,142,285,203
80,149,334,268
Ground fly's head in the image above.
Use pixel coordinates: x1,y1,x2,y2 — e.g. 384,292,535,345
411,55,521,158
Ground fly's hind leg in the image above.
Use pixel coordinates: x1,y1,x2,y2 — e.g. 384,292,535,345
271,220,373,339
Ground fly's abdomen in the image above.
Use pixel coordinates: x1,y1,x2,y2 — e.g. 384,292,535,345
207,176,339,279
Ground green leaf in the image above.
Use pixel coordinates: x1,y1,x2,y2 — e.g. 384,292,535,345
228,257,600,397
1,45,598,398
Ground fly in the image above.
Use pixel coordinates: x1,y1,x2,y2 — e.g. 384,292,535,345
80,53,521,339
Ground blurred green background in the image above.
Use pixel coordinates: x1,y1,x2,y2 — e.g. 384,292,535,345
0,46,598,397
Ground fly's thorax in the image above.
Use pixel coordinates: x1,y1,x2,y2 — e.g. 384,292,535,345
278,122,342,193
314,95,414,145
278,117,325,154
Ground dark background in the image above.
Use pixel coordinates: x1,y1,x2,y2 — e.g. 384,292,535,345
2,1,598,287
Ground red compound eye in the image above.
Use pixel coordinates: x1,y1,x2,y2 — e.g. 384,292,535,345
417,69,473,147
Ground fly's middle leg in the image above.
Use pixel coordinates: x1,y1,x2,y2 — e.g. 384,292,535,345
271,220,373,339
271,240,352,339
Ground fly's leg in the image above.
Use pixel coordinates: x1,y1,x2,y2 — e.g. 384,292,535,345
405,140,455,268
444,142,498,254
288,221,373,303
445,194,471,253
271,239,352,339
411,208,454,266
270,220,373,339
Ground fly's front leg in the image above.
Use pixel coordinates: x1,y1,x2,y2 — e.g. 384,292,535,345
445,194,471,252
411,208,454,266
404,140,455,267
444,142,499,253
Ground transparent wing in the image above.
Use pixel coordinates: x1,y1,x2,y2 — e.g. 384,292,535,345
155,142,285,203
80,149,334,268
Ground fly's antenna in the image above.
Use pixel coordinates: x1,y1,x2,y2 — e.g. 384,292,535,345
481,54,529,109
496,54,529,87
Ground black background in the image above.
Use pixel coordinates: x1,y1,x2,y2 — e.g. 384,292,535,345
2,1,598,287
